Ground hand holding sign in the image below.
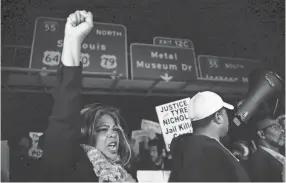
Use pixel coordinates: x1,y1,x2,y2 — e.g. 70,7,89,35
146,128,156,140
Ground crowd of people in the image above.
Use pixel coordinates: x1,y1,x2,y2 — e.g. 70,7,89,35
3,10,285,182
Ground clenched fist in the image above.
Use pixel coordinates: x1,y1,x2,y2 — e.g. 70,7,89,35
65,10,94,43
61,10,94,66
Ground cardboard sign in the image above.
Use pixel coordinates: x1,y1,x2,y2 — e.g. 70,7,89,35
137,170,171,182
141,119,162,134
156,98,192,151
131,130,149,140
132,128,157,141
28,132,43,159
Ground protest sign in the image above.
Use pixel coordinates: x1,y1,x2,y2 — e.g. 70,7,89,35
137,170,171,182
156,98,192,151
28,132,43,159
131,130,149,140
141,119,162,134
131,128,156,142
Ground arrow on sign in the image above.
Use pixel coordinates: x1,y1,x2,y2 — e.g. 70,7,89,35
160,73,173,82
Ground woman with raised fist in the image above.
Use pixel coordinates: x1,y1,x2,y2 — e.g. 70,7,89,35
42,10,135,182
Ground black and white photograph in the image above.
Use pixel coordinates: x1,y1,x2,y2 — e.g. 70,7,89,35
1,0,285,182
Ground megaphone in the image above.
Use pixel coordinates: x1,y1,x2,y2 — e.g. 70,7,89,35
233,69,284,126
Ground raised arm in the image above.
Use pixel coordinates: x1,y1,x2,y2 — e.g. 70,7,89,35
42,11,93,181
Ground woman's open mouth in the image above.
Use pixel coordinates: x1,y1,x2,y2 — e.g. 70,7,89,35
107,142,118,153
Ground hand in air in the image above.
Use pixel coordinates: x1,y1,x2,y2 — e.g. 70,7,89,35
65,10,94,43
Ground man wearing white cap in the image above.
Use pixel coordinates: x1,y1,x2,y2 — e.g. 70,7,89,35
169,91,250,182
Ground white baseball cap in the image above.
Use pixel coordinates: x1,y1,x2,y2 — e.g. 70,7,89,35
188,91,234,121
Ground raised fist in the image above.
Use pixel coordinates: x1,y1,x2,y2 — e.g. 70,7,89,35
65,10,94,43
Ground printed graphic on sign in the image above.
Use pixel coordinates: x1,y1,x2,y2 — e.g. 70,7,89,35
153,37,194,49
141,119,162,134
156,98,192,151
28,132,43,159
42,51,61,66
30,17,128,78
198,55,262,83
81,53,91,67
100,55,117,69
130,43,198,82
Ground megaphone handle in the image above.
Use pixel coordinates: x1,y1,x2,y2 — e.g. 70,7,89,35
233,117,242,126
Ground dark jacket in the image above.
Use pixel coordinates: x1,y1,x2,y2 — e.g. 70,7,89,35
245,146,283,182
41,64,99,182
169,134,250,182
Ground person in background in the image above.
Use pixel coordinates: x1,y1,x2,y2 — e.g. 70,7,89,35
142,138,172,170
246,117,285,182
42,10,135,182
129,136,171,180
169,91,250,182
